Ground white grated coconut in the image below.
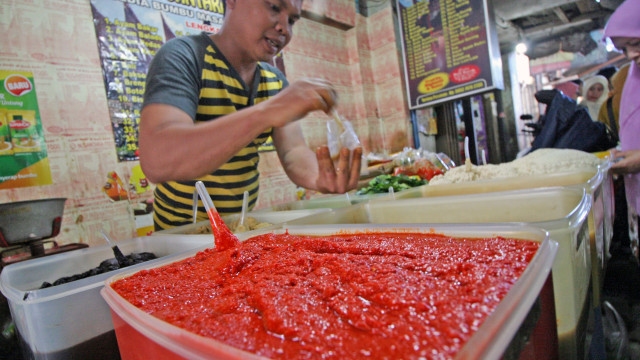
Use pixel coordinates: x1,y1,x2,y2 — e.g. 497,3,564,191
429,149,603,185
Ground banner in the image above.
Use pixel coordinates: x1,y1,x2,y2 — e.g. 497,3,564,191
396,0,503,110
90,0,225,161
0,70,52,189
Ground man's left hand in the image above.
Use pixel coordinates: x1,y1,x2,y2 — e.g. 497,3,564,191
315,146,363,194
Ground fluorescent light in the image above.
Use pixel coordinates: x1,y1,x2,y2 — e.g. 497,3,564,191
605,37,616,52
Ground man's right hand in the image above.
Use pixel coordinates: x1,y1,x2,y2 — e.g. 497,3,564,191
261,78,337,127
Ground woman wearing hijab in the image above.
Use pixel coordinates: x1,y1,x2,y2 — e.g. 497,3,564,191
598,63,631,131
579,75,610,120
604,0,640,219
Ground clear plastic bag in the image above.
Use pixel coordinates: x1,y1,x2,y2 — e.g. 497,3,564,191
390,148,450,181
327,112,361,160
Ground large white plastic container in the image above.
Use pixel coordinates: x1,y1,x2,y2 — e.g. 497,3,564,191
261,193,387,211
288,187,591,359
371,165,611,307
0,235,215,360
153,209,330,235
101,224,558,360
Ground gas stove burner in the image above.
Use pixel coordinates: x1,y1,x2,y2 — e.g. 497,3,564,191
0,240,88,269
0,198,66,248
0,198,86,270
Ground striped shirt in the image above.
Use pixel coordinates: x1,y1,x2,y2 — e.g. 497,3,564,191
143,32,287,230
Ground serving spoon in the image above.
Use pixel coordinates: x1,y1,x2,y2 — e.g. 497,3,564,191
99,230,128,267
192,189,198,223
464,136,472,170
195,181,239,251
238,191,249,228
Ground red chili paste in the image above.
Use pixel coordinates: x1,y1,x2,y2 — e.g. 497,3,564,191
111,232,539,359
208,208,239,251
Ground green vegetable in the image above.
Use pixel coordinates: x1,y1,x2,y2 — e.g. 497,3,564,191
356,174,426,195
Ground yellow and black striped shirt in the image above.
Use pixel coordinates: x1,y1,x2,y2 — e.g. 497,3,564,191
143,32,287,230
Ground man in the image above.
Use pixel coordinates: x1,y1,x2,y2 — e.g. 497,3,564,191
139,0,362,230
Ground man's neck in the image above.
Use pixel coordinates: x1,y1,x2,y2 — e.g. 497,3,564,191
209,33,257,86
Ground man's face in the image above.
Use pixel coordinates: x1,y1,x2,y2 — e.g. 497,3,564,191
232,0,302,62
612,37,640,68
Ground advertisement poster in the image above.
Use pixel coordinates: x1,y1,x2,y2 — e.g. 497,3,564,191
0,70,52,189
396,0,503,109
90,0,225,161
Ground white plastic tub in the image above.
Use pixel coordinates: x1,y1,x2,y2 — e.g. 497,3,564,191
373,165,611,306
289,187,590,359
101,224,558,360
0,235,214,360
153,209,330,235
261,193,386,211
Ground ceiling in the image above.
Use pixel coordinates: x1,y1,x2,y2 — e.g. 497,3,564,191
361,0,626,64
493,0,625,59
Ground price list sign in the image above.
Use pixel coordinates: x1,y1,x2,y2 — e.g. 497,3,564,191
396,0,503,110
91,0,224,161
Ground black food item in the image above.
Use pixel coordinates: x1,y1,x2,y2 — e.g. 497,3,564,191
39,252,157,289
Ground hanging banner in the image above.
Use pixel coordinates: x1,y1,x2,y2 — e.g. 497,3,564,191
396,0,503,110
0,70,52,189
90,0,225,161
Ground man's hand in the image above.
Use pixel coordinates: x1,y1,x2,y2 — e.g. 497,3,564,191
611,149,640,175
315,146,363,194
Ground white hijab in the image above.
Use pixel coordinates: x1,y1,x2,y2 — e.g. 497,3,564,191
579,75,609,120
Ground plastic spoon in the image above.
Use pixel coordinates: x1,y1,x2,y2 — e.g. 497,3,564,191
464,136,472,170
481,150,487,165
388,186,396,200
195,181,239,251
239,191,249,228
192,189,198,223
99,230,128,267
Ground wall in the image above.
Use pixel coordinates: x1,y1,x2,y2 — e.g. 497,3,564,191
0,0,408,246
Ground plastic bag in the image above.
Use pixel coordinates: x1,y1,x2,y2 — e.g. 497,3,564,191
327,112,361,160
391,148,450,181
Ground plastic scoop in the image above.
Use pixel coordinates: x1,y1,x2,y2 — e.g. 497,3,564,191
99,230,128,267
239,191,249,227
195,181,239,251
192,189,198,223
464,136,472,170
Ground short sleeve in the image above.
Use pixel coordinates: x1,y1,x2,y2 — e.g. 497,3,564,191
143,36,202,119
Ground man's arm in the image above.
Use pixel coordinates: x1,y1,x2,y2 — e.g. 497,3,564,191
139,103,271,183
140,79,340,183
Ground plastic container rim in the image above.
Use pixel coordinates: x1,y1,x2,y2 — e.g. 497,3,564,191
101,223,558,360
0,235,216,304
